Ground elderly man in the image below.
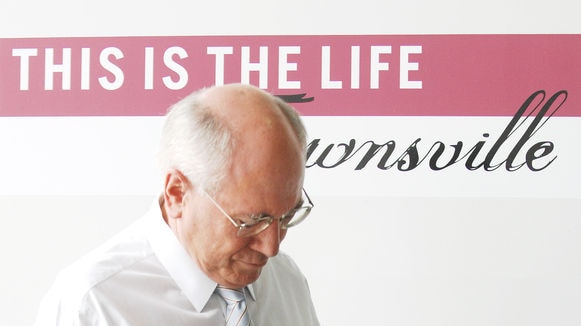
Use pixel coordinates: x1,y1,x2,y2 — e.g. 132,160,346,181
35,84,319,325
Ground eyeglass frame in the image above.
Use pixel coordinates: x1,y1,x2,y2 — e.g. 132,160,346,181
202,188,314,237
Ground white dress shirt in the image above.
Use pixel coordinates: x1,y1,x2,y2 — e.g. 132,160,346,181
34,201,319,326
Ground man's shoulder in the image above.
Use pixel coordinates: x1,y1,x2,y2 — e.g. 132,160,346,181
48,219,155,304
34,218,159,325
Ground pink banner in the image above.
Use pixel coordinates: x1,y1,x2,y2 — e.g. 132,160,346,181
0,35,579,116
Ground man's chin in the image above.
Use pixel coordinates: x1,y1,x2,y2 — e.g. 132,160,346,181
232,262,264,285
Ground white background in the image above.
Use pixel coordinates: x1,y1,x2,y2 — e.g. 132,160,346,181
1,1,580,325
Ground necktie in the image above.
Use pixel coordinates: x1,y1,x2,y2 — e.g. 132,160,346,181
215,286,252,326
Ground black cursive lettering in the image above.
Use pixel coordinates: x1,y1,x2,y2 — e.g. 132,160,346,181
305,90,562,172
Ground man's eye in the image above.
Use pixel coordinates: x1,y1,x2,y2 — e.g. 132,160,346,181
239,214,268,226
281,211,296,222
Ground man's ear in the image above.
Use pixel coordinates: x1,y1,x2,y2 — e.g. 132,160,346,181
163,170,190,219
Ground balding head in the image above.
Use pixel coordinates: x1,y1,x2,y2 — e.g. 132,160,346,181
158,84,307,195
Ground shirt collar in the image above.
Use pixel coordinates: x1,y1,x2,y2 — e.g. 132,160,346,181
245,283,256,301
145,198,256,311
146,198,216,312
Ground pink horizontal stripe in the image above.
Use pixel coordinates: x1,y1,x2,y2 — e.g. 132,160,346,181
0,35,579,116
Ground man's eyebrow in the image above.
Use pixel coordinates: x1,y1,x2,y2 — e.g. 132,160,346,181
232,194,305,219
286,199,305,215
295,198,305,208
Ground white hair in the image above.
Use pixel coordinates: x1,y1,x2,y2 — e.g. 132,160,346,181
157,85,308,194
157,88,231,194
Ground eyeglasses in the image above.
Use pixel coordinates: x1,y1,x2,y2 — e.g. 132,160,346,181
203,188,314,237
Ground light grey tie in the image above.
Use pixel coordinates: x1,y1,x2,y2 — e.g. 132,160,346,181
215,286,252,326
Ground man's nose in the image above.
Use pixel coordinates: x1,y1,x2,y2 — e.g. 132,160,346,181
250,221,286,257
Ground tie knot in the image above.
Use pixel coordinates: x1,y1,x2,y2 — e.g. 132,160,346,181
215,286,246,303
215,286,252,326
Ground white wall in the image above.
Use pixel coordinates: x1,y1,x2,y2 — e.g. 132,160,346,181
1,1,580,325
